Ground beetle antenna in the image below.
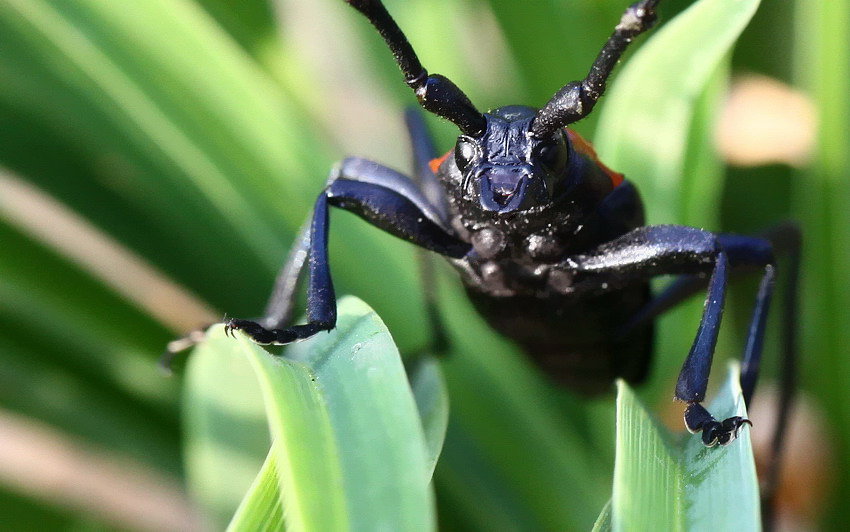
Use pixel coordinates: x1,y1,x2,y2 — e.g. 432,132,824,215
530,0,661,138
345,0,486,137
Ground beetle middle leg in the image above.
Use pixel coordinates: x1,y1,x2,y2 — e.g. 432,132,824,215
608,224,801,523
225,158,471,344
405,108,452,353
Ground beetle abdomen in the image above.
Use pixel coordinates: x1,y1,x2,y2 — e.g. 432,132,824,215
466,283,653,395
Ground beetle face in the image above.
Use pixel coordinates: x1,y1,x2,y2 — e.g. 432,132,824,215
455,105,569,214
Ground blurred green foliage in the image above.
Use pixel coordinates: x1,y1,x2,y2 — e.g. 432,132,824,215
0,0,845,529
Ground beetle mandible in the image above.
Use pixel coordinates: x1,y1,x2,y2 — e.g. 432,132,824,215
204,0,799,489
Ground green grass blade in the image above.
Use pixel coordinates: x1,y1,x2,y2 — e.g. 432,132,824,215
409,357,450,481
182,327,271,528
193,0,279,61
283,297,436,530
592,500,613,532
0,220,183,473
680,369,760,530
595,0,760,224
792,0,850,522
612,363,759,530
613,382,682,529
226,342,447,532
227,445,285,532
0,0,329,312
188,297,436,530
187,322,345,531
239,338,348,532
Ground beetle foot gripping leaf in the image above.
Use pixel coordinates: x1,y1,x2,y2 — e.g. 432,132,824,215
684,402,753,447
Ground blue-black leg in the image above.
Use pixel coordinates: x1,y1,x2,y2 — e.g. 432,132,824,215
226,163,471,345
160,218,312,367
258,220,312,330
754,223,801,530
559,225,749,446
674,249,729,403
604,227,796,452
606,223,801,526
670,246,759,447
617,234,782,398
679,226,801,529
678,233,784,448
405,108,449,219
405,108,452,353
717,233,777,404
225,193,335,344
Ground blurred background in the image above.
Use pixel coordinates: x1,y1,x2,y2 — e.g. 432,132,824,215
0,0,845,529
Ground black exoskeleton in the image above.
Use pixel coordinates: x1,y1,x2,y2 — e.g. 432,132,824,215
176,0,799,522
438,104,654,393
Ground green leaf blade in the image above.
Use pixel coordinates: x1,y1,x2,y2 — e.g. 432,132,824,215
191,297,436,530
182,326,273,528
613,381,683,531
680,365,760,530
409,357,450,481
285,296,436,531
227,446,285,532
612,364,759,531
239,333,348,532
595,0,760,224
793,0,850,522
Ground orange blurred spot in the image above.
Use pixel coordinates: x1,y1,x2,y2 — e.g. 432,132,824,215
716,74,816,167
429,151,451,174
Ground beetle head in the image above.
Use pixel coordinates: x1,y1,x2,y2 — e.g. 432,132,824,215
455,106,570,214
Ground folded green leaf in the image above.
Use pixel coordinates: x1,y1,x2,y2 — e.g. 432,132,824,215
187,297,437,530
592,500,613,532
595,0,760,224
227,444,285,532
227,348,449,531
183,326,271,528
612,363,760,530
408,357,450,481
282,297,436,530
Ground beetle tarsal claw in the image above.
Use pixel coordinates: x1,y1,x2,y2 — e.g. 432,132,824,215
684,403,752,447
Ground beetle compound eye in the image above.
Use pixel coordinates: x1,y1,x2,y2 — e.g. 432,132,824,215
454,138,477,171
533,141,565,170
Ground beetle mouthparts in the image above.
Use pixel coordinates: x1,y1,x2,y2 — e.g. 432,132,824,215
480,173,527,213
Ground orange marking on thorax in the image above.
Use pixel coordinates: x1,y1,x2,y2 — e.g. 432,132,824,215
566,129,624,188
429,150,451,175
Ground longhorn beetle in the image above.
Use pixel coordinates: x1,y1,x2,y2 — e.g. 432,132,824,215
186,0,800,517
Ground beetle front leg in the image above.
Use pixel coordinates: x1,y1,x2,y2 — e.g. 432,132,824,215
225,175,471,345
224,192,335,344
